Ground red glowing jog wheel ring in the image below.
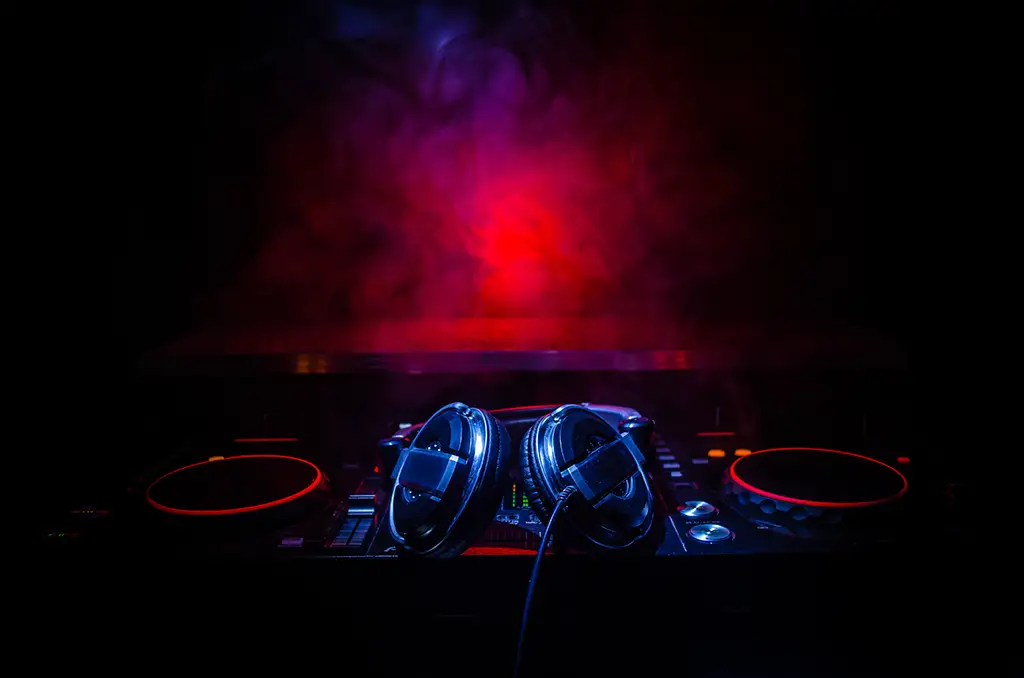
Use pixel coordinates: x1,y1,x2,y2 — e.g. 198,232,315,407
728,447,908,510
722,447,908,537
145,454,327,517
729,446,905,510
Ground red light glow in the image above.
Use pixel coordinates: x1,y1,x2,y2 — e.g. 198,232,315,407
209,5,810,335
729,447,908,509
146,455,324,517
462,547,536,556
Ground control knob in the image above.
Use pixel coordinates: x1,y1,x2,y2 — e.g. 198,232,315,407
679,500,718,519
687,523,733,543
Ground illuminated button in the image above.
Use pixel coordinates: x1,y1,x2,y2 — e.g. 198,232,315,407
734,449,752,457
708,449,726,458
897,457,911,464
208,455,225,461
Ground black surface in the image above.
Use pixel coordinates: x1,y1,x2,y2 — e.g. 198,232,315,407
40,552,971,677
732,449,906,505
147,455,321,512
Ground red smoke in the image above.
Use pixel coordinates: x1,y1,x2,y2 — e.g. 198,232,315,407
214,2,810,332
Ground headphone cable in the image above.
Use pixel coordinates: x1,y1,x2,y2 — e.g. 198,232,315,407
513,486,578,678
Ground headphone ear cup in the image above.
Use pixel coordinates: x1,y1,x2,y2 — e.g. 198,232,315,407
427,410,510,558
519,420,554,526
519,406,656,551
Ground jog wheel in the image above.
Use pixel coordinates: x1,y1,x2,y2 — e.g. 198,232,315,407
722,447,907,539
145,454,330,533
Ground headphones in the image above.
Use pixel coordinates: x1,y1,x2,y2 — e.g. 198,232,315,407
385,402,656,557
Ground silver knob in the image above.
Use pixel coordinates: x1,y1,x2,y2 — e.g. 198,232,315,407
679,500,718,519
687,523,733,543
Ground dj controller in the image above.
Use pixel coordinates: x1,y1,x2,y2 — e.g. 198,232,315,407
39,364,946,561
38,362,968,676
60,409,907,558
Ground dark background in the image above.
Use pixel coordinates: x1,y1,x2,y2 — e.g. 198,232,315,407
22,0,920,515
50,0,912,362
24,8,952,670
